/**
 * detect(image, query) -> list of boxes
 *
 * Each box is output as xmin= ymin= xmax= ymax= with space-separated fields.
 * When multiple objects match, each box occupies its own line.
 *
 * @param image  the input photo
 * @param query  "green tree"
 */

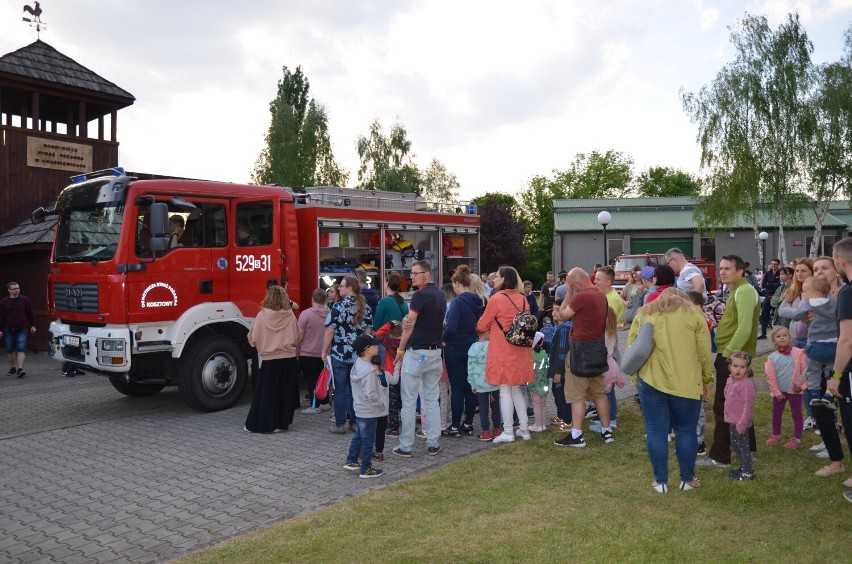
xmin=420 ymin=158 xmax=460 ymax=206
xmin=805 ymin=28 xmax=852 ymax=257
xmin=682 ymin=13 xmax=814 ymax=265
xmin=516 ymin=174 xmax=567 ymax=282
xmin=634 ymin=167 xmax=702 ymax=197
xmin=356 ymin=119 xmax=421 ymax=194
xmin=554 ymin=150 xmax=634 ymax=199
xmin=253 ymin=66 xmax=348 ymax=189
xmin=472 ymin=192 xmax=527 ymax=274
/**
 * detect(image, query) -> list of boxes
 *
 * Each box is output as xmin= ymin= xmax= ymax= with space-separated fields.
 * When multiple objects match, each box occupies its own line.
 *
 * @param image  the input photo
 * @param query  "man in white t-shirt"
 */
xmin=665 ymin=248 xmax=706 ymax=297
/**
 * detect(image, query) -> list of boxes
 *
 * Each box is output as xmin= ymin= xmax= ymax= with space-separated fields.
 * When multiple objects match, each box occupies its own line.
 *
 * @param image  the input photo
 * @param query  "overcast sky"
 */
xmin=2 ymin=1 xmax=852 ymax=200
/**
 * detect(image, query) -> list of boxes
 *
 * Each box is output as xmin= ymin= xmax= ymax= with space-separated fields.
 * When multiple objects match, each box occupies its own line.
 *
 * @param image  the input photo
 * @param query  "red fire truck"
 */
xmin=612 ymin=253 xmax=717 ymax=293
xmin=32 ymin=169 xmax=480 ymax=411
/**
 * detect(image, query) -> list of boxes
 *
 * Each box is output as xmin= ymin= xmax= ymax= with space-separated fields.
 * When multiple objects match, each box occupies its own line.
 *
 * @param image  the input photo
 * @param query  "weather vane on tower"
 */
xmin=22 ymin=1 xmax=47 ymax=38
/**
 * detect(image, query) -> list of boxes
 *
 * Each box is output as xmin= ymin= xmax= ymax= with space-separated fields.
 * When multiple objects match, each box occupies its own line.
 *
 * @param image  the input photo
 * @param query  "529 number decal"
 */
xmin=235 ymin=254 xmax=271 ymax=272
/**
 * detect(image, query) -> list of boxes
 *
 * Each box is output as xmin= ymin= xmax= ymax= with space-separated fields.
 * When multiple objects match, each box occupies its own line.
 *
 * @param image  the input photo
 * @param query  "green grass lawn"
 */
xmin=182 ymin=365 xmax=849 ymax=563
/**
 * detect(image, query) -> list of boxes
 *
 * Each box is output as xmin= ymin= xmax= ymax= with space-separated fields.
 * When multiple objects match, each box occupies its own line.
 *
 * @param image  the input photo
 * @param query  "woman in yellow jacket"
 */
xmin=626 ymin=287 xmax=714 ymax=493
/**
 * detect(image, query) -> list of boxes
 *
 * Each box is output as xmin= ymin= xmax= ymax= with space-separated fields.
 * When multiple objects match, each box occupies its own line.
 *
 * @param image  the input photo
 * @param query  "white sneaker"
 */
xmin=529 ymin=425 xmax=546 ymax=432
xmin=804 ymin=416 xmax=817 ymax=430
xmin=816 ymin=450 xmax=830 ymax=458
xmin=515 ymin=428 xmax=531 ymax=440
xmin=810 ymin=442 xmax=827 ymax=452
xmin=493 ymin=432 xmax=515 ymax=444
xmin=301 ymin=407 xmax=321 ymax=414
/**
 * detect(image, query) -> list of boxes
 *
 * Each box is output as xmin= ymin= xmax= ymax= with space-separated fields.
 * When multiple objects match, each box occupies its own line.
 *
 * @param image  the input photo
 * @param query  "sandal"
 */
xmin=679 ymin=478 xmax=701 ymax=491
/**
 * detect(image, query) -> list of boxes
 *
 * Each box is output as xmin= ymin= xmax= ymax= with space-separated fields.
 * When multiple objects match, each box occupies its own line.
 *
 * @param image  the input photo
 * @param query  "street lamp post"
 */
xmin=597 ymin=211 xmax=612 ymax=266
xmin=759 ymin=231 xmax=769 ymax=273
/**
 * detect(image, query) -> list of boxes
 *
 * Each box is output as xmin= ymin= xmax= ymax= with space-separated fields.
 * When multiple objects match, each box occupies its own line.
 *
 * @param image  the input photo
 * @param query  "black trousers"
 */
xmin=708 ymin=354 xmax=757 ymax=464
xmin=814 ymin=369 xmax=852 ymax=463
xmin=759 ymin=297 xmax=774 ymax=334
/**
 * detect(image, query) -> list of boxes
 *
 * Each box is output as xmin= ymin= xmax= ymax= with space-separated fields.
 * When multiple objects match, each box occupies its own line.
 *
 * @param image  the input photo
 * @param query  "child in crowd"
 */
xmin=764 ymin=326 xmax=807 ymax=448
xmin=529 ymin=332 xmax=550 ymax=432
xmin=592 ymin=307 xmax=622 ymax=433
xmin=549 ymin=300 xmax=573 ymax=431
xmin=468 ymin=332 xmax=502 ymax=441
xmin=539 ymin=316 xmax=555 ymax=347
xmin=725 ymin=352 xmax=757 ymax=481
xmin=344 ymin=334 xmax=394 ymax=479
xmin=792 ymin=276 xmax=838 ymax=409
xmin=375 ymin=320 xmax=402 ymax=438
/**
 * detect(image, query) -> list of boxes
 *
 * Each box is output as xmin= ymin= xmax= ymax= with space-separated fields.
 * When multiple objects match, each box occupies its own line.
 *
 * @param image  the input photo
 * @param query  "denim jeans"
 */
xmin=444 ymin=344 xmax=476 ymax=428
xmin=331 ymin=358 xmax=354 ymax=428
xmin=347 ymin=416 xmax=377 ymax=473
xmin=607 ymin=388 xmax=618 ymax=421
xmin=638 ymin=377 xmax=701 ymax=485
xmin=3 ymin=328 xmax=27 ymax=352
xmin=399 ymin=349 xmax=442 ymax=451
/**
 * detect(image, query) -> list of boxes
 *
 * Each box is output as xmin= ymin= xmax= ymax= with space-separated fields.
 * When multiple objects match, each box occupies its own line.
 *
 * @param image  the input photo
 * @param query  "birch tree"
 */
xmin=682 ymin=13 xmax=813 ymax=265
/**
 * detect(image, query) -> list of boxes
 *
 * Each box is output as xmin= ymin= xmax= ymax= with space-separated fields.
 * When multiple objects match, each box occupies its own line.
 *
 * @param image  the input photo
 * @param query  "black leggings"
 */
xmin=814 ymin=370 xmax=852 ymax=463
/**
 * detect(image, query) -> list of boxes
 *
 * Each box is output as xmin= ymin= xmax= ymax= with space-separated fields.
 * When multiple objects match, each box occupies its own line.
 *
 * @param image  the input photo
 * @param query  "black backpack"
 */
xmin=495 ymin=294 xmax=538 ymax=347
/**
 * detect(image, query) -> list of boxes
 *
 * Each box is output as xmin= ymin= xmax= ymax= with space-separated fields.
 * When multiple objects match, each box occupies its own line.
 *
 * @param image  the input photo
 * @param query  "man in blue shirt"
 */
xmin=393 ymin=261 xmax=447 ymax=457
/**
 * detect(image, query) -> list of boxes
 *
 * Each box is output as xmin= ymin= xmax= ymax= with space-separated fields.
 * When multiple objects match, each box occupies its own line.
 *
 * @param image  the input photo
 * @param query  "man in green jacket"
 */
xmin=698 ymin=254 xmax=760 ymax=468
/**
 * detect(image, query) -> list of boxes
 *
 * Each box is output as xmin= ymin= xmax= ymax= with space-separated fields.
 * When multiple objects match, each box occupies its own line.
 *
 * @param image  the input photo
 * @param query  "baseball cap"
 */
xmin=640 ymin=266 xmax=656 ymax=281
xmin=353 ymin=334 xmax=381 ymax=356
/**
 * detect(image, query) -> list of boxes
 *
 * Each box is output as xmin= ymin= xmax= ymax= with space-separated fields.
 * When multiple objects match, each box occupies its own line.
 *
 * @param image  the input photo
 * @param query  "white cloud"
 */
xmin=2 ymin=0 xmax=851 ymax=203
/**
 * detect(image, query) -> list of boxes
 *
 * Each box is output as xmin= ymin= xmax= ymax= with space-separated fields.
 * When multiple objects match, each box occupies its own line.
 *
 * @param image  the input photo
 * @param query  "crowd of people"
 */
xmin=235 ymin=247 xmax=852 ymax=502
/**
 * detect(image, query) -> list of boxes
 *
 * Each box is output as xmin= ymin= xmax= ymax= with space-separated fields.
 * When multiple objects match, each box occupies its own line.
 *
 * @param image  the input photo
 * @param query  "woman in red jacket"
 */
xmin=476 ymin=265 xmax=534 ymax=444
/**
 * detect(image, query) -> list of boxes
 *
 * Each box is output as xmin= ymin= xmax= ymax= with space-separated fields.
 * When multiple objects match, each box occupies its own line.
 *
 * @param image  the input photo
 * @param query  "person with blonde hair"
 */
xmin=245 ymin=286 xmax=302 ymax=433
xmin=627 ymin=287 xmax=713 ymax=492
xmin=443 ymin=264 xmax=484 ymax=436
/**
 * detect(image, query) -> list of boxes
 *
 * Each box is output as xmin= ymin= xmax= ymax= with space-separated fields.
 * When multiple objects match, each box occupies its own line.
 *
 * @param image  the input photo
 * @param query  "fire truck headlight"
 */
xmin=96 ymin=338 xmax=127 ymax=366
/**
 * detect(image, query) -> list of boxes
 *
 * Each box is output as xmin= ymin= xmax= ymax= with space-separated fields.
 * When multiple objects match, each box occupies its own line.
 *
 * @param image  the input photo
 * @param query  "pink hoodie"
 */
xmin=297 ymin=304 xmax=329 ymax=358
xmin=248 ymin=308 xmax=300 ymax=360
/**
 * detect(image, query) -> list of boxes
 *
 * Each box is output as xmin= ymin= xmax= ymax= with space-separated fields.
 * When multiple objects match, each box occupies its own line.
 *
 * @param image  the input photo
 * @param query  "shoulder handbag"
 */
xmin=620 ymin=321 xmax=654 ymax=375
xmin=568 ymin=332 xmax=609 ymax=377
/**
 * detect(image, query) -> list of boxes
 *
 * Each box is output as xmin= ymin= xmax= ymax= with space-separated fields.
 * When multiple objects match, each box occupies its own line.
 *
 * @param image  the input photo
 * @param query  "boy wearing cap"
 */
xmin=344 ymin=334 xmax=394 ymax=478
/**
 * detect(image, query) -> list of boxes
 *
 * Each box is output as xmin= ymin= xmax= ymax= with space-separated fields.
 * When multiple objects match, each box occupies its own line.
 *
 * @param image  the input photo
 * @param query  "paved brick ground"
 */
xmin=0 ymin=352 xmax=505 ymax=563
xmin=0 ymin=332 xmax=774 ymax=563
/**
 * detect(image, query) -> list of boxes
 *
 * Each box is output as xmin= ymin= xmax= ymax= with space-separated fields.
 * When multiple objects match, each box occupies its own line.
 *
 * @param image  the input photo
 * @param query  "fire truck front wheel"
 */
xmin=178 ymin=336 xmax=247 ymax=412
xmin=108 ymin=376 xmax=167 ymax=397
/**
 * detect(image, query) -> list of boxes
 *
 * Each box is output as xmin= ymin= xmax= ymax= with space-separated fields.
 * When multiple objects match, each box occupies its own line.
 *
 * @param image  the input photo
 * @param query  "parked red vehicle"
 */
xmin=33 ymin=169 xmax=479 ymax=411
xmin=612 ymin=253 xmax=717 ymax=293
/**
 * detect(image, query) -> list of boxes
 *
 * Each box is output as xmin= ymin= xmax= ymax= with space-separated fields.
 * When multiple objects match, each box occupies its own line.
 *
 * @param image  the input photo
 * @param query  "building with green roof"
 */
xmin=553 ymin=197 xmax=850 ymax=273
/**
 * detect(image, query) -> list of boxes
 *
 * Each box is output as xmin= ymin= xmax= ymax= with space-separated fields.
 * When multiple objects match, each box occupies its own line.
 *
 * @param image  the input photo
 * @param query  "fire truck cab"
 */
xmin=33 ymin=170 xmax=480 ymax=412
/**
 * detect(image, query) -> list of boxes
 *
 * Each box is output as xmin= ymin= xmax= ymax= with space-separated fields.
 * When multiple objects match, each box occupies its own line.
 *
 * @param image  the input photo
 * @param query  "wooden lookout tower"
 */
xmin=0 ymin=40 xmax=135 ymax=348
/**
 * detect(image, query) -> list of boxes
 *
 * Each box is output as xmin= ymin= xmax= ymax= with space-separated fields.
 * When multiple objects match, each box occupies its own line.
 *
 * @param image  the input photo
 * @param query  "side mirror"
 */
xmin=31 ymin=206 xmax=55 ymax=224
xmin=149 ymin=202 xmax=170 ymax=253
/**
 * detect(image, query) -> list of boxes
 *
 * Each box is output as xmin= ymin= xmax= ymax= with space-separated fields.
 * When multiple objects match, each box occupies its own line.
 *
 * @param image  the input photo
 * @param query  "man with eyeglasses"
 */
xmin=0 ymin=281 xmax=37 ymax=378
xmin=392 ymin=261 xmax=447 ymax=457
xmin=665 ymin=248 xmax=706 ymax=298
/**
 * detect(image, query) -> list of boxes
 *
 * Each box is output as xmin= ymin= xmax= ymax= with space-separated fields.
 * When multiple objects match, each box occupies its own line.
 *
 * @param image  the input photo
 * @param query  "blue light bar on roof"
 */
xmin=70 ymin=167 xmax=127 ymax=184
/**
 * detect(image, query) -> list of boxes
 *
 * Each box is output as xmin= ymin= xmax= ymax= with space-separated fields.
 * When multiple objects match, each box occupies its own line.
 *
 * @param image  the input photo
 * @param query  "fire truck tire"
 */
xmin=178 ymin=336 xmax=247 ymax=412
xmin=108 ymin=376 xmax=166 ymax=397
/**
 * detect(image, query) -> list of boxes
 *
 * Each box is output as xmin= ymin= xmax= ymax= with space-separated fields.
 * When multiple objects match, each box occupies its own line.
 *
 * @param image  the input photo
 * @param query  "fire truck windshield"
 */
xmin=614 ymin=257 xmax=651 ymax=271
xmin=54 ymin=202 xmax=125 ymax=262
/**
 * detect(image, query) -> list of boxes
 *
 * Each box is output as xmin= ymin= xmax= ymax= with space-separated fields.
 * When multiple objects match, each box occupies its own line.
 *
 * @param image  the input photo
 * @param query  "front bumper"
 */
xmin=48 ymin=321 xmax=131 ymax=373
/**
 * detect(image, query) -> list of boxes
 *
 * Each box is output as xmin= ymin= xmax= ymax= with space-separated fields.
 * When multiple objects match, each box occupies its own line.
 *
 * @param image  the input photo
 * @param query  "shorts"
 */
xmin=4 ymin=329 xmax=28 ymax=353
xmin=564 ymin=370 xmax=606 ymax=403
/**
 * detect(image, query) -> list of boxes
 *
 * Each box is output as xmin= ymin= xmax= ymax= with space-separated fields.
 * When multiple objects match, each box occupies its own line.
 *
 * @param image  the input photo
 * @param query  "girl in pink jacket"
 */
xmin=725 ymin=352 xmax=756 ymax=481
xmin=764 ymin=326 xmax=807 ymax=448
